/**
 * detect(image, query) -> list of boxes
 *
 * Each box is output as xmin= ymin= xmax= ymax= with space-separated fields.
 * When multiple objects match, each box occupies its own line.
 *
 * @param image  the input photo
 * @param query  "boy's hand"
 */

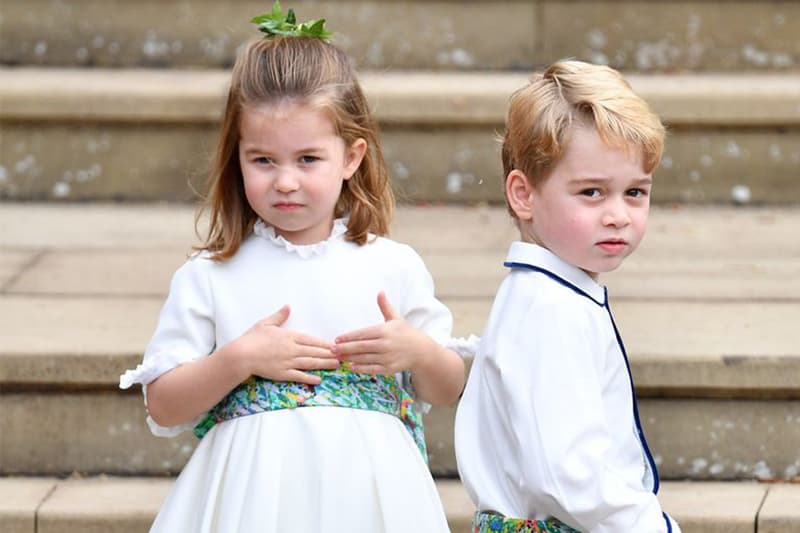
xmin=231 ymin=305 xmax=339 ymax=385
xmin=332 ymin=292 xmax=435 ymax=375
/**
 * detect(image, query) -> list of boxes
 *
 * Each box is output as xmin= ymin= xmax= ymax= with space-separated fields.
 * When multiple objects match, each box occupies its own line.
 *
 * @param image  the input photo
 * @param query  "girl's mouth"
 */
xmin=274 ymin=202 xmax=302 ymax=211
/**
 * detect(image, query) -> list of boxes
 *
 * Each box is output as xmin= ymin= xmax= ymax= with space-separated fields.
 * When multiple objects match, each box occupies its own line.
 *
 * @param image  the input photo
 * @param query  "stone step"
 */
xmin=1 ymin=203 xmax=798 ymax=479
xmin=2 ymin=68 xmax=800 ymax=203
xmin=1 ymin=477 xmax=798 ymax=533
xmin=1 ymin=0 xmax=798 ymax=73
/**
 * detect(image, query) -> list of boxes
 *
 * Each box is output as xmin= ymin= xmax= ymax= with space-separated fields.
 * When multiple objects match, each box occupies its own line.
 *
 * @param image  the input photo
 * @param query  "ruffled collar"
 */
xmin=252 ymin=218 xmax=348 ymax=259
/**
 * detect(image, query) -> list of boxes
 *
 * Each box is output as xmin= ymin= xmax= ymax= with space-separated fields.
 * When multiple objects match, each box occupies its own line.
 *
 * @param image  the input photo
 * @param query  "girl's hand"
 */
xmin=332 ymin=292 xmax=437 ymax=375
xmin=231 ymin=305 xmax=339 ymax=385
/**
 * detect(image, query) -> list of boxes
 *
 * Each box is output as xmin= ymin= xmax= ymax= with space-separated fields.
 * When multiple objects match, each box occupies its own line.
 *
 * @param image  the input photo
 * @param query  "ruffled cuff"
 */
xmin=145 ymin=407 xmax=201 ymax=438
xmin=119 ymin=350 xmax=198 ymax=389
xmin=444 ymin=334 xmax=481 ymax=358
xmin=119 ymin=350 xmax=201 ymax=438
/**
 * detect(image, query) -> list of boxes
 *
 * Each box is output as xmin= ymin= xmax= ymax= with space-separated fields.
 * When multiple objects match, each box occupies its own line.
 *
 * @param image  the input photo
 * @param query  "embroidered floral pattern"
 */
xmin=194 ymin=364 xmax=428 ymax=460
xmin=473 ymin=511 xmax=581 ymax=533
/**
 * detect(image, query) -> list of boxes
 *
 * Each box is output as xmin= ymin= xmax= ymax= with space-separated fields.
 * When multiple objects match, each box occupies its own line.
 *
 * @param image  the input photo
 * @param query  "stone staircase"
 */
xmin=1 ymin=1 xmax=799 ymax=532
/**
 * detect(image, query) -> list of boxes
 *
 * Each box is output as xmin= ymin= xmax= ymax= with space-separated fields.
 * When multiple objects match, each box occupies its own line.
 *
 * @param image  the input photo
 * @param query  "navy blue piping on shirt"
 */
xmin=504 ymin=262 xmax=672 ymax=533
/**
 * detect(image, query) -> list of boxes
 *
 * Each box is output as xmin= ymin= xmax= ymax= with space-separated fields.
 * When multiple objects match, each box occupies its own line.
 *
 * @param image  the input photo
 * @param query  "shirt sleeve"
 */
xmin=119 ymin=257 xmax=216 ymax=437
xmin=494 ymin=298 xmax=673 ymax=532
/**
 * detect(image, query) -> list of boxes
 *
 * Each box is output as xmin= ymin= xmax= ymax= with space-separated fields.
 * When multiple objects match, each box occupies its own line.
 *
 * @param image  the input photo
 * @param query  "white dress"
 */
xmin=120 ymin=219 xmax=453 ymax=533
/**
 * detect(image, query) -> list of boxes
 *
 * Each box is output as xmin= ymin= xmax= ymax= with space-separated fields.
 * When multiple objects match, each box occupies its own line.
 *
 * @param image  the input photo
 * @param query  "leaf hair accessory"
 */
xmin=251 ymin=1 xmax=333 ymax=41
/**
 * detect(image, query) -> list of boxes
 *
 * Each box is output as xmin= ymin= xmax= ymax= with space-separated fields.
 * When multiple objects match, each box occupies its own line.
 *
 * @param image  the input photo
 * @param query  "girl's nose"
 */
xmin=273 ymin=167 xmax=299 ymax=192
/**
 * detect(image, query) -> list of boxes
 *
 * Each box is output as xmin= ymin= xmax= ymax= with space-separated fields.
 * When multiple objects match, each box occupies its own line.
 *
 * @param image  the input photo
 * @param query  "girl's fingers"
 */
xmin=350 ymin=363 xmax=385 ymax=375
xmin=339 ymin=352 xmax=382 ymax=366
xmin=294 ymin=333 xmax=334 ymax=350
xmin=294 ymin=356 xmax=341 ymax=371
xmin=334 ymin=325 xmax=381 ymax=344
xmin=333 ymin=339 xmax=384 ymax=356
xmin=261 ymin=305 xmax=291 ymax=327
xmin=295 ymin=345 xmax=338 ymax=359
xmin=377 ymin=291 xmax=401 ymax=321
xmin=284 ymin=370 xmax=323 ymax=385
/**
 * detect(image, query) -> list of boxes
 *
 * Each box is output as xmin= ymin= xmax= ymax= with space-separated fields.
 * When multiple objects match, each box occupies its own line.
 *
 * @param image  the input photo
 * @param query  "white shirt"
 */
xmin=455 ymin=242 xmax=680 ymax=533
xmin=120 ymin=219 xmax=453 ymax=436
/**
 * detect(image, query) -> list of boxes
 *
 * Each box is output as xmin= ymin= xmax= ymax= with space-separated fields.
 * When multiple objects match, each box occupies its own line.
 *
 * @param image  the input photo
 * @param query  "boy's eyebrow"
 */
xmin=569 ymin=176 xmax=653 ymax=185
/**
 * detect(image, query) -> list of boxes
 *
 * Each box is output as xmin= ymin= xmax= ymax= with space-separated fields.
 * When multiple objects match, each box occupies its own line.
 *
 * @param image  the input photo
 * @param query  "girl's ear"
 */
xmin=343 ymin=138 xmax=368 ymax=180
xmin=505 ymin=169 xmax=535 ymax=220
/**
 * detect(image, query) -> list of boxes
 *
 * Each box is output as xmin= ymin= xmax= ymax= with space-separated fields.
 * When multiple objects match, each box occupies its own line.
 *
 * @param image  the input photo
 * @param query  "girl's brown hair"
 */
xmin=197 ymin=37 xmax=393 ymax=260
xmin=502 ymin=60 xmax=665 ymax=216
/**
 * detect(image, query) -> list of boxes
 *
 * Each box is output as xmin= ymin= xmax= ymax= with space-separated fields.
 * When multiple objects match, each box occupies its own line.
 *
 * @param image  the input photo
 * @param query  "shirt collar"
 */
xmin=504 ymin=241 xmax=607 ymax=306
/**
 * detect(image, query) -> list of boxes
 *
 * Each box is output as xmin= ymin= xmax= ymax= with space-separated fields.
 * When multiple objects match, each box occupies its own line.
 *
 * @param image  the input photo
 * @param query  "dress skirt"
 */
xmin=150 ymin=406 xmax=450 ymax=533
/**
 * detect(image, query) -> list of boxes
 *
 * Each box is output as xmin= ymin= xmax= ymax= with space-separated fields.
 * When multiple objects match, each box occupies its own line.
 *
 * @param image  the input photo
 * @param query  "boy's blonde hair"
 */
xmin=198 ymin=36 xmax=393 ymax=260
xmin=502 ymin=60 xmax=665 ymax=214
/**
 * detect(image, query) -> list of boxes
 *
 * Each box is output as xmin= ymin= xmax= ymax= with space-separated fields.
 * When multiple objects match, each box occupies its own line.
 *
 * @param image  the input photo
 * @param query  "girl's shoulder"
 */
xmin=357 ymin=235 xmax=428 ymax=268
xmin=359 ymin=234 xmax=419 ymax=256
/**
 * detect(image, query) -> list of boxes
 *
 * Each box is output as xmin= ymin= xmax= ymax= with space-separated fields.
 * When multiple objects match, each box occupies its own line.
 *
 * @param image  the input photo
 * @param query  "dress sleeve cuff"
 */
xmin=119 ymin=350 xmax=198 ymax=389
xmin=144 ymin=406 xmax=201 ymax=437
xmin=119 ymin=350 xmax=201 ymax=438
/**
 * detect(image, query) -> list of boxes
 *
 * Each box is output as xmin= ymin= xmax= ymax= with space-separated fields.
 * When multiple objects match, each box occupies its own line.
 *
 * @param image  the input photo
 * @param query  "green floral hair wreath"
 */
xmin=251 ymin=1 xmax=333 ymax=41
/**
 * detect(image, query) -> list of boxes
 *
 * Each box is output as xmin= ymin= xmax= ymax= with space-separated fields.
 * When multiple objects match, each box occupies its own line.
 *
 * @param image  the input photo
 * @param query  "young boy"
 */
xmin=454 ymin=60 xmax=681 ymax=532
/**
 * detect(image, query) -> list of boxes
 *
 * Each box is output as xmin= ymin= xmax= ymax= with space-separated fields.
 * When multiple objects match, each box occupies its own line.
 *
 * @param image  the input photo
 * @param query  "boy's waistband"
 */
xmin=472 ymin=510 xmax=581 ymax=533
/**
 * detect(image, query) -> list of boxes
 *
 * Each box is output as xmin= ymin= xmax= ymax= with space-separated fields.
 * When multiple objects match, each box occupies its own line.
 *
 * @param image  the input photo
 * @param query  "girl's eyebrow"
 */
xmin=241 ymin=145 xmax=326 ymax=156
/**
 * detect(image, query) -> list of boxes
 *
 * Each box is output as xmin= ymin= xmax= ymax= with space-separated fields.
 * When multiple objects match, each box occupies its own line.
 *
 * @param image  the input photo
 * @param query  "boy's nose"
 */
xmin=602 ymin=202 xmax=631 ymax=227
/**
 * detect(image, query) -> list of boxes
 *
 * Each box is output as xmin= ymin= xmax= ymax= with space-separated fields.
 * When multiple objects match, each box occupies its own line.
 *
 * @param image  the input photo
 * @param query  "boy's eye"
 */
xmin=580 ymin=188 xmax=601 ymax=198
xmin=300 ymin=155 xmax=320 ymax=164
xmin=627 ymin=188 xmax=648 ymax=198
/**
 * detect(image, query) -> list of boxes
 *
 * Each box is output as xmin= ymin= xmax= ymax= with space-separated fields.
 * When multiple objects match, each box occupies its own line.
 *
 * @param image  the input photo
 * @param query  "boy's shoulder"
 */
xmin=503 ymin=266 xmax=595 ymax=314
xmin=502 ymin=242 xmax=606 ymax=306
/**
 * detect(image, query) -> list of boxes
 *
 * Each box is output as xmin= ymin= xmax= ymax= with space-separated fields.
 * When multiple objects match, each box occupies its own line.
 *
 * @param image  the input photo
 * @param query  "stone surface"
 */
xmin=642 ymin=399 xmax=800 ymax=480
xmin=0 ymin=478 xmax=56 ymax=533
xmin=37 ymin=478 xmax=170 ymax=533
xmin=0 ymin=251 xmax=35 ymax=290
xmin=4 ymin=477 xmax=778 ymax=533
xmin=2 ymin=295 xmax=800 ymax=388
xmin=658 ymin=481 xmax=768 ymax=533
xmin=1 ymin=1 xmax=797 ymax=72
xmin=759 ymin=484 xmax=800 ymax=533
xmin=1 ymin=204 xmax=799 ymax=478
xmin=3 ymin=387 xmax=799 ymax=478
xmin=2 ymin=69 xmax=800 ymax=202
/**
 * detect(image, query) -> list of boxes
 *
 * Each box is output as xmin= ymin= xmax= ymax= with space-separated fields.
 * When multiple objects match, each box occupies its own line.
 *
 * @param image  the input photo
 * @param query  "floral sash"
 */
xmin=193 ymin=365 xmax=427 ymax=461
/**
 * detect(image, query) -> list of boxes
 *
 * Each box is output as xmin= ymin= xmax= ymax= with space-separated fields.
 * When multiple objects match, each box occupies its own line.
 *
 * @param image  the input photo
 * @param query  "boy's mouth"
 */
xmin=596 ymin=238 xmax=628 ymax=253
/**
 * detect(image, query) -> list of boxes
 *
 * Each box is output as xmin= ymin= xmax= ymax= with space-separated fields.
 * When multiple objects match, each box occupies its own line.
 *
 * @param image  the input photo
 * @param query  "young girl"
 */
xmin=454 ymin=60 xmax=681 ymax=532
xmin=119 ymin=7 xmax=465 ymax=532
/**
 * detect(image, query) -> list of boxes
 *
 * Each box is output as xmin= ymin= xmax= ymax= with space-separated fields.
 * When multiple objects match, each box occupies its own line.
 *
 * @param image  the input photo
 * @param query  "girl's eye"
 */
xmin=580 ymin=188 xmax=601 ymax=198
xmin=254 ymin=156 xmax=272 ymax=165
xmin=300 ymin=155 xmax=320 ymax=164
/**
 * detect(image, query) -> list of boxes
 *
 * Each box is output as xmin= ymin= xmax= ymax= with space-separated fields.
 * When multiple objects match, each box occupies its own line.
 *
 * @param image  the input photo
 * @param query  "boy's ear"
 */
xmin=505 ymin=169 xmax=534 ymax=220
xmin=343 ymin=138 xmax=368 ymax=180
